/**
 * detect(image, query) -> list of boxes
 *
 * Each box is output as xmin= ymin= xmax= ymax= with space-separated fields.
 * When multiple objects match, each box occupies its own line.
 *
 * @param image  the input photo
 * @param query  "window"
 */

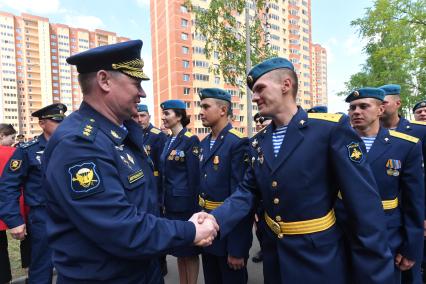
xmin=181 ymin=33 xmax=188 ymax=40
xmin=181 ymin=19 xmax=188 ymax=28
xmin=183 ymin=74 xmax=190 ymax=81
xmin=180 ymin=5 xmax=188 ymax=13
xmin=183 ymin=60 xmax=189 ymax=68
xmin=183 ymin=87 xmax=190 ymax=95
xmin=182 ymin=46 xmax=189 ymax=54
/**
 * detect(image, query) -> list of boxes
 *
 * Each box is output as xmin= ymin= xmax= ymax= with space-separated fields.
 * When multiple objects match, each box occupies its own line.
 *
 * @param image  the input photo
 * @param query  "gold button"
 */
xmin=275 ymin=216 xmax=282 ymax=222
xmin=273 ymin=198 xmax=280 ymax=205
xmin=272 ymin=181 xmax=278 ymax=188
xmin=278 ymin=233 xmax=284 ymax=239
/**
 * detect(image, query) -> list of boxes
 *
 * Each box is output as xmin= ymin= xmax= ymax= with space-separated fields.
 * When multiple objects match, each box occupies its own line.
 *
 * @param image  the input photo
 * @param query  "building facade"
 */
xmin=150 ymin=0 xmax=328 ymax=136
xmin=0 ymin=11 xmax=129 ymax=138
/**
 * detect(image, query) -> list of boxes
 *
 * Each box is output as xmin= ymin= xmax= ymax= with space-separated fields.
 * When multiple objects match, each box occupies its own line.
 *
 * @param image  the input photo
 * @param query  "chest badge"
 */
xmin=213 ymin=155 xmax=220 ymax=170
xmin=386 ymin=159 xmax=401 ymax=176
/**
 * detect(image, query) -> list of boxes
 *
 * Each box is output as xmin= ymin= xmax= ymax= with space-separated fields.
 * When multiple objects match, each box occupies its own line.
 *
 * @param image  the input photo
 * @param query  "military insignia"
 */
xmin=213 ymin=155 xmax=219 ymax=170
xmin=128 ymin=169 xmax=144 ymax=184
xmin=247 ymin=75 xmax=253 ymax=85
xmin=145 ymin=145 xmax=151 ymax=155
xmin=353 ymin=90 xmax=359 ymax=97
xmin=68 ymin=161 xmax=103 ymax=199
xmin=299 ymin=120 xmax=305 ymax=126
xmin=200 ymin=154 xmax=204 ymax=162
xmin=251 ymin=156 xmax=256 ymax=167
xmin=126 ymin=153 xmax=135 ymax=165
xmin=384 ymin=137 xmax=389 ymax=142
xmin=36 ymin=150 xmax=44 ymax=164
xmin=386 ymin=159 xmax=401 ymax=176
xmin=252 ymin=139 xmax=258 ymax=148
xmin=192 ymin=146 xmax=200 ymax=157
xmin=110 ymin=130 xmax=121 ymax=139
xmin=258 ymin=153 xmax=264 ymax=164
xmin=244 ymin=153 xmax=250 ymax=164
xmin=9 ymin=159 xmax=22 ymax=171
xmin=120 ymin=156 xmax=133 ymax=169
xmin=346 ymin=142 xmax=364 ymax=163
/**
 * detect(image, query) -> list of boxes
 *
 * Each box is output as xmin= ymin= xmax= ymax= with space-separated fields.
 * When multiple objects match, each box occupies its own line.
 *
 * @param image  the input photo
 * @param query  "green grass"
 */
xmin=7 ymin=232 xmax=27 ymax=279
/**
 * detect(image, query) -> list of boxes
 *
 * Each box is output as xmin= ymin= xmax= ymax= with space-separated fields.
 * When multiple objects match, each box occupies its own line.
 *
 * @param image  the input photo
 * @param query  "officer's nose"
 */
xmin=139 ymin=87 xmax=147 ymax=98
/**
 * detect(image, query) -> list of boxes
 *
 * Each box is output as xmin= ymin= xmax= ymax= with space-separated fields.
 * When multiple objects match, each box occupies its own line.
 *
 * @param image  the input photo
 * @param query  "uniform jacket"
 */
xmin=42 ymin=102 xmax=196 ymax=282
xmin=199 ymin=123 xmax=252 ymax=257
xmin=0 ymin=135 xmax=47 ymax=228
xmin=212 ymin=108 xmax=394 ymax=284
xmin=160 ymin=127 xmax=200 ymax=214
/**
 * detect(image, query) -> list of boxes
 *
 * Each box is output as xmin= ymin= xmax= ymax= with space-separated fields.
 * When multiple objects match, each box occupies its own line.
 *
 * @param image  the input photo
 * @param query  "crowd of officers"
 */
xmin=1 ymin=39 xmax=426 ymax=284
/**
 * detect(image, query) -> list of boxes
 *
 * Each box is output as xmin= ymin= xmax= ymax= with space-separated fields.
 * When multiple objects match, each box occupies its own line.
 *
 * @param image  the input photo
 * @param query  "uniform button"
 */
xmin=201 ymin=192 xmax=206 ymax=197
xmin=204 ymin=174 xmax=207 ymax=178
xmin=273 ymin=198 xmax=280 ymax=205
xmin=278 ymin=233 xmax=284 ymax=239
xmin=272 ymin=181 xmax=278 ymax=188
xmin=275 ymin=216 xmax=282 ymax=222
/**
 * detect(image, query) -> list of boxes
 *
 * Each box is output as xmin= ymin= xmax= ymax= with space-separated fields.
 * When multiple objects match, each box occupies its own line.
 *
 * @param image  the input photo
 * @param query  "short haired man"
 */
xmin=41 ymin=40 xmax=218 ymax=282
xmin=198 ymin=88 xmax=252 ymax=284
xmin=254 ymin=113 xmax=272 ymax=133
xmin=306 ymin=105 xmax=328 ymax=113
xmin=413 ymin=100 xmax=426 ymax=122
xmin=0 ymin=103 xmax=66 ymax=283
xmin=199 ymin=57 xmax=394 ymax=283
xmin=338 ymin=87 xmax=424 ymax=283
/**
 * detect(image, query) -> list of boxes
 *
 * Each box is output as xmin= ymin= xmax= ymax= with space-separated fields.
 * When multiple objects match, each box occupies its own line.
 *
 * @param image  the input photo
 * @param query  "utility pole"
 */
xmin=245 ymin=1 xmax=253 ymax=137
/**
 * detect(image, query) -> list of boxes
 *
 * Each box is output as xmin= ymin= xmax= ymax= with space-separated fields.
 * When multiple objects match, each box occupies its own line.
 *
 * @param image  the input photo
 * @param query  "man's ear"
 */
xmin=96 ymin=70 xmax=112 ymax=92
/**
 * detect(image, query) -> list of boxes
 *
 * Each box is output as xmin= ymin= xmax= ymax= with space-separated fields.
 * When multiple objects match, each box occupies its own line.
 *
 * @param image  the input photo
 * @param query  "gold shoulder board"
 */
xmin=308 ymin=113 xmax=342 ymax=123
xmin=229 ymin=128 xmax=246 ymax=139
xmin=389 ymin=130 xmax=419 ymax=143
xmin=410 ymin=120 xmax=426 ymax=126
xmin=150 ymin=128 xmax=161 ymax=134
xmin=184 ymin=131 xmax=193 ymax=138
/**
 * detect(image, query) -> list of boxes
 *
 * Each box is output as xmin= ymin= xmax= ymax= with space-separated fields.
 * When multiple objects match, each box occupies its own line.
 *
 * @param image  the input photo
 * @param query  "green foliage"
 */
xmin=343 ymin=0 xmax=426 ymax=115
xmin=186 ymin=0 xmax=276 ymax=88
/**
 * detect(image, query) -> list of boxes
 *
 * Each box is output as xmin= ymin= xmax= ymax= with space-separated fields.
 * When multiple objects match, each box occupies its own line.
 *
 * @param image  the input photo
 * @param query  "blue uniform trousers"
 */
xmin=28 ymin=206 xmax=53 ymax=284
xmin=201 ymin=253 xmax=248 ymax=284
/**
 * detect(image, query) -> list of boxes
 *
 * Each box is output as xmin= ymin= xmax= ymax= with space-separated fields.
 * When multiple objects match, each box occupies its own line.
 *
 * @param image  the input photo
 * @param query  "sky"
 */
xmin=0 ymin=0 xmax=374 ymax=114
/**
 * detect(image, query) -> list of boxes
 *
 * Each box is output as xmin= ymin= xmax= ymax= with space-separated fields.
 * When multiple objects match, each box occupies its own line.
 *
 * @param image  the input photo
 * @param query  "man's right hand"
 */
xmin=189 ymin=212 xmax=219 ymax=246
xmin=9 ymin=224 xmax=26 ymax=240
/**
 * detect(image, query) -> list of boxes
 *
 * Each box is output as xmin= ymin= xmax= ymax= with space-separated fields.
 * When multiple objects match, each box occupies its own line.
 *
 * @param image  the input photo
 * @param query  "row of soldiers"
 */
xmin=0 ymin=38 xmax=426 ymax=284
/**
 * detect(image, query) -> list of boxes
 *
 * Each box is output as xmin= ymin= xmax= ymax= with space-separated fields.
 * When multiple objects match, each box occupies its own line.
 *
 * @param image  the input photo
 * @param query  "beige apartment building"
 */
xmin=150 ymin=0 xmax=328 ymax=136
xmin=0 ymin=11 xmax=129 ymax=138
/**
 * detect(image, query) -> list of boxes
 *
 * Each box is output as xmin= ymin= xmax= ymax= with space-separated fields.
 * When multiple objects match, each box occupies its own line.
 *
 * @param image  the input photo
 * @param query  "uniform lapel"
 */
xmin=271 ymin=109 xmax=306 ymax=174
xmin=366 ymin=127 xmax=391 ymax=164
xmin=202 ymin=124 xmax=231 ymax=166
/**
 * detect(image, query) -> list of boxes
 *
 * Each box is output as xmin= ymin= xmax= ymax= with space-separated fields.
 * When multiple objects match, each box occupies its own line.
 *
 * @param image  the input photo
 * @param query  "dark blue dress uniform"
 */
xmin=336 ymin=127 xmax=424 ymax=282
xmin=0 ymin=103 xmax=66 ymax=284
xmin=159 ymin=125 xmax=200 ymax=257
xmin=142 ymin=122 xmax=167 ymax=209
xmin=42 ymin=40 xmax=197 ymax=283
xmin=199 ymin=122 xmax=252 ymax=284
xmin=43 ymin=102 xmax=196 ymax=283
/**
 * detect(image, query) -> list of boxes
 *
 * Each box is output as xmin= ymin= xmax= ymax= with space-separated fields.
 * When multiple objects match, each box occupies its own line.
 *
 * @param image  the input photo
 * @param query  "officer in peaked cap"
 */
xmin=42 ymin=40 xmax=218 ymax=283
xmin=307 ymin=105 xmax=328 ymax=113
xmin=197 ymin=88 xmax=252 ymax=284
xmin=0 ymin=102 xmax=66 ymax=283
xmin=336 ymin=87 xmax=424 ymax=283
xmin=379 ymin=84 xmax=426 ymax=284
xmin=197 ymin=57 xmax=394 ymax=283
xmin=413 ymin=100 xmax=426 ymax=122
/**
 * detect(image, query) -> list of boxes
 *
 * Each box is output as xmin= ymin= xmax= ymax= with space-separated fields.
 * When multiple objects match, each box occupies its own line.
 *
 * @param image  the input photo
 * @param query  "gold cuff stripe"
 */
xmin=198 ymin=196 xmax=223 ymax=210
xmin=337 ymin=191 xmax=398 ymax=210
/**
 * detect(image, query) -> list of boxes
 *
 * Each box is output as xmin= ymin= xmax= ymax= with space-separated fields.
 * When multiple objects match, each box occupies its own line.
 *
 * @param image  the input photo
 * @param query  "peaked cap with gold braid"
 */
xmin=66 ymin=39 xmax=149 ymax=80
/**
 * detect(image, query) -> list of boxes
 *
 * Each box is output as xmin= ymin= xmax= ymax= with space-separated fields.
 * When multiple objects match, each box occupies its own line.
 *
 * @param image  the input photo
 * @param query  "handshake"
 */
xmin=189 ymin=212 xmax=219 ymax=247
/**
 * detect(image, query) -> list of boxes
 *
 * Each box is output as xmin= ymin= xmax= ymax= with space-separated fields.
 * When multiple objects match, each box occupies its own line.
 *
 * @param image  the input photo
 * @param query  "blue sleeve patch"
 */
xmin=346 ymin=142 xmax=364 ymax=163
xmin=68 ymin=161 xmax=103 ymax=199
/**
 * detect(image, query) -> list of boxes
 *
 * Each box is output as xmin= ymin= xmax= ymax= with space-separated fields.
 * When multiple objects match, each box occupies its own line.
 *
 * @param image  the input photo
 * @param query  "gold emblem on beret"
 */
xmin=353 ymin=91 xmax=360 ymax=97
xmin=247 ymin=75 xmax=254 ymax=85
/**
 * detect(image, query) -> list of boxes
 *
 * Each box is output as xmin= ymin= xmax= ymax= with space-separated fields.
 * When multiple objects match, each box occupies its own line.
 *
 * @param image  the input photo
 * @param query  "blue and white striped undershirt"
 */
xmin=361 ymin=136 xmax=376 ymax=152
xmin=168 ymin=136 xmax=177 ymax=150
xmin=272 ymin=125 xmax=288 ymax=157
xmin=210 ymin=139 xmax=216 ymax=149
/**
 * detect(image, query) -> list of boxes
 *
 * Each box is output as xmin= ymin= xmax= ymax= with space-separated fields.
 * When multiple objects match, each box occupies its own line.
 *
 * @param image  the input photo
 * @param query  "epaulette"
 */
xmin=410 ymin=120 xmax=426 ymax=126
xmin=229 ymin=128 xmax=246 ymax=139
xmin=76 ymin=118 xmax=98 ymax=142
xmin=308 ymin=113 xmax=342 ymax=123
xmin=389 ymin=130 xmax=419 ymax=144
xmin=150 ymin=127 xmax=161 ymax=134
xmin=184 ymin=131 xmax=193 ymax=138
xmin=20 ymin=138 xmax=38 ymax=149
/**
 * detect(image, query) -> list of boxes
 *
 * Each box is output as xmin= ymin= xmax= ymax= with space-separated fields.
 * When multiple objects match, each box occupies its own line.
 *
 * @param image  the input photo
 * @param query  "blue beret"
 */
xmin=137 ymin=104 xmax=149 ymax=112
xmin=66 ymin=40 xmax=149 ymax=80
xmin=345 ymin=87 xmax=385 ymax=103
xmin=413 ymin=100 xmax=426 ymax=113
xmin=199 ymin=88 xmax=231 ymax=102
xmin=307 ymin=106 xmax=328 ymax=113
xmin=247 ymin=57 xmax=294 ymax=90
xmin=32 ymin=103 xmax=67 ymax=122
xmin=378 ymin=84 xmax=401 ymax=96
xmin=160 ymin=100 xmax=186 ymax=110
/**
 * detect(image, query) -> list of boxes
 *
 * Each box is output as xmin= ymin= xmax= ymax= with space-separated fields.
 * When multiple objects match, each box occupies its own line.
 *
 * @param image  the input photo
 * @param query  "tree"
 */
xmin=186 ymin=0 xmax=276 ymax=88
xmin=343 ymin=0 xmax=426 ymax=115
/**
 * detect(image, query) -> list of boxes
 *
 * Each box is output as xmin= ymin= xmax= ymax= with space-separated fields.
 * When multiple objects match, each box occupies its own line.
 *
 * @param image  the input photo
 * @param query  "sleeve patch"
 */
xmin=9 ymin=159 xmax=22 ymax=171
xmin=346 ymin=142 xmax=364 ymax=163
xmin=68 ymin=161 xmax=103 ymax=199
